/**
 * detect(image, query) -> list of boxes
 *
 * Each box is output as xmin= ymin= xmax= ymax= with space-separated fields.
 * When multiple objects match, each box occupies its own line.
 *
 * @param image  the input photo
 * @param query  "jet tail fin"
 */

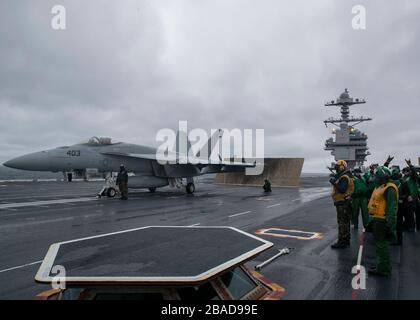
xmin=175 ymin=130 xmax=191 ymax=155
xmin=195 ymin=129 xmax=223 ymax=160
xmin=175 ymin=128 xmax=223 ymax=161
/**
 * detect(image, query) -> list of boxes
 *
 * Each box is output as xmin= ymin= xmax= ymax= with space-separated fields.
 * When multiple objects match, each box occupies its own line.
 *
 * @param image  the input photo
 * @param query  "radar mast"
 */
xmin=324 ymin=89 xmax=372 ymax=169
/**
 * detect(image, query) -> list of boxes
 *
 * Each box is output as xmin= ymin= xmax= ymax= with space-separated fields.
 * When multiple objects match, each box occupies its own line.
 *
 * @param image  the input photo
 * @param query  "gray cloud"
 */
xmin=1 ymin=0 xmax=419 ymax=172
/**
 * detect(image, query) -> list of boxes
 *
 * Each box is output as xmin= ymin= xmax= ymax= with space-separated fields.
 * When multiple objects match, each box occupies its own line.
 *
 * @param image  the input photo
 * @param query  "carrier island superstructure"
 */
xmin=324 ymin=89 xmax=372 ymax=169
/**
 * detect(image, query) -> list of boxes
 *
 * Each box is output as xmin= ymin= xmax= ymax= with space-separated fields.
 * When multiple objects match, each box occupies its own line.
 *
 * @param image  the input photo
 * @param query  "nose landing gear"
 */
xmin=106 ymin=187 xmax=116 ymax=197
xmin=97 ymin=173 xmax=119 ymax=198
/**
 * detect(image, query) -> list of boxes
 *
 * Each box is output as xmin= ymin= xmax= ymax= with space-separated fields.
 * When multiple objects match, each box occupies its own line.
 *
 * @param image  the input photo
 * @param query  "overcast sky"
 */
xmin=0 ymin=0 xmax=419 ymax=172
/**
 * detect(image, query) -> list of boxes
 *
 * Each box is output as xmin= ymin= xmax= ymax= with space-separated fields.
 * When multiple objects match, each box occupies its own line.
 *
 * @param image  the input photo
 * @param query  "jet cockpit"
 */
xmin=80 ymin=137 xmax=116 ymax=146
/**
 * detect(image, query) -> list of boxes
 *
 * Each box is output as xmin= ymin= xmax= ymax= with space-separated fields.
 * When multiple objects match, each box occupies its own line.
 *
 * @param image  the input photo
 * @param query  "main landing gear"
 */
xmin=185 ymin=178 xmax=195 ymax=194
xmin=186 ymin=183 xmax=195 ymax=194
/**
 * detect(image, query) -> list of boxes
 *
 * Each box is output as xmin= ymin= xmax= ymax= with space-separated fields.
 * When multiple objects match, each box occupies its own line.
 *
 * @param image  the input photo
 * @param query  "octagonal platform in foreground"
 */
xmin=35 ymin=226 xmax=273 ymax=285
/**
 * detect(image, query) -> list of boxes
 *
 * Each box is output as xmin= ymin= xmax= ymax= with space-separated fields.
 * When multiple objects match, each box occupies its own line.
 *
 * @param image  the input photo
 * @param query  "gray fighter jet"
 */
xmin=3 ymin=135 xmax=254 ymax=195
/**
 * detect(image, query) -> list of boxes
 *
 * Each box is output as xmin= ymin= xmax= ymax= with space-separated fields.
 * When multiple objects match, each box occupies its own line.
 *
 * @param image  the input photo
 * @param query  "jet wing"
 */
xmin=101 ymin=151 xmax=201 ymax=163
xmin=101 ymin=152 xmax=255 ymax=173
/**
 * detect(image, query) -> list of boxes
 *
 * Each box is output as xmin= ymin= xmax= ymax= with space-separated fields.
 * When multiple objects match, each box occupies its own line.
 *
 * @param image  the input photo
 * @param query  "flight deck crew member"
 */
xmin=402 ymin=159 xmax=419 ymax=231
xmin=330 ymin=160 xmax=355 ymax=249
xmin=367 ymin=166 xmax=398 ymax=277
xmin=416 ymin=169 xmax=420 ymax=231
xmin=263 ymin=179 xmax=272 ymax=193
xmin=364 ymin=163 xmax=379 ymax=200
xmin=116 ymin=164 xmax=129 ymax=200
xmin=390 ymin=167 xmax=404 ymax=245
xmin=383 ymin=155 xmax=394 ymax=169
xmin=351 ymin=168 xmax=369 ymax=229
xmin=401 ymin=167 xmax=411 ymax=230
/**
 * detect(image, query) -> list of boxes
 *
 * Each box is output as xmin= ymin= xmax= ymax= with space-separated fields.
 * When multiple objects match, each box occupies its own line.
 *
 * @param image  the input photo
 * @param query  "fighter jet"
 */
xmin=3 ymin=135 xmax=255 ymax=195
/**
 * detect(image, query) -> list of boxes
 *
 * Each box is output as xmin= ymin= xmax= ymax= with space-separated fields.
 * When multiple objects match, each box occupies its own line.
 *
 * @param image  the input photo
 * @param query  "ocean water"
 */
xmin=0 ymin=166 xmax=63 ymax=181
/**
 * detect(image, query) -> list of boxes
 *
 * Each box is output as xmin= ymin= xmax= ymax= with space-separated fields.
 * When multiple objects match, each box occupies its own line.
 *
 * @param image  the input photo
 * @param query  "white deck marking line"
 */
xmin=0 ymin=192 xmax=95 ymax=201
xmin=267 ymin=203 xmax=281 ymax=208
xmin=83 ymin=213 xmax=103 ymax=219
xmin=356 ymin=229 xmax=366 ymax=271
xmin=187 ymin=223 xmax=201 ymax=227
xmin=256 ymin=197 xmax=272 ymax=201
xmin=0 ymin=217 xmax=75 ymax=230
xmin=256 ymin=228 xmax=323 ymax=240
xmin=0 ymin=260 xmax=42 ymax=274
xmin=356 ymin=245 xmax=363 ymax=270
xmin=352 ymin=230 xmax=367 ymax=300
xmin=228 ymin=211 xmax=252 ymax=218
xmin=0 ymin=197 xmax=97 ymax=209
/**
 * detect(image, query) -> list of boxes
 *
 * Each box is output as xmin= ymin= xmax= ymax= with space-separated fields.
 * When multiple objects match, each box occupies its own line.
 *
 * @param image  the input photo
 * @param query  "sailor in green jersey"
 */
xmin=351 ymin=168 xmax=369 ymax=229
xmin=402 ymin=159 xmax=420 ymax=231
xmin=416 ymin=168 xmax=420 ymax=231
xmin=367 ymin=166 xmax=398 ymax=277
xmin=383 ymin=155 xmax=394 ymax=169
xmin=364 ymin=156 xmax=394 ymax=202
xmin=401 ymin=167 xmax=411 ymax=231
xmin=390 ymin=167 xmax=404 ymax=245
xmin=364 ymin=163 xmax=379 ymax=200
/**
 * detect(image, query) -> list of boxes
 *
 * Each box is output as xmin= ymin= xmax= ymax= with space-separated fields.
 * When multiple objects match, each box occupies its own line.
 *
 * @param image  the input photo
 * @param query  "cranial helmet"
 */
xmin=391 ymin=167 xmax=400 ymax=178
xmin=335 ymin=160 xmax=348 ymax=172
xmin=353 ymin=167 xmax=362 ymax=174
xmin=374 ymin=166 xmax=391 ymax=182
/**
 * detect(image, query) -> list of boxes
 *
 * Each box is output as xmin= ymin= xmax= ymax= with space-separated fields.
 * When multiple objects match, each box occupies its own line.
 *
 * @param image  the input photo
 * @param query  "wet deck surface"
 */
xmin=0 ymin=177 xmax=419 ymax=299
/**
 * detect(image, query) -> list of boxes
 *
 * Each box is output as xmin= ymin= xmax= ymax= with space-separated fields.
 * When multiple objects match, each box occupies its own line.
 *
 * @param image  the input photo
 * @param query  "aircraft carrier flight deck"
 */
xmin=0 ymin=176 xmax=419 ymax=300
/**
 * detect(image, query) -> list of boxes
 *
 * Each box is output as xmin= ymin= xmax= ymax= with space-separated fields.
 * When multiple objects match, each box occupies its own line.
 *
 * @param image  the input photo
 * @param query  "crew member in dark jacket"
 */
xmin=263 ymin=179 xmax=272 ymax=193
xmin=116 ymin=164 xmax=129 ymax=200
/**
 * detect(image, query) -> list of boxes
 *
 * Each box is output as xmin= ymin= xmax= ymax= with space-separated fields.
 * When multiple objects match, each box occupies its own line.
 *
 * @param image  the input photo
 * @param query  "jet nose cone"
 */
xmin=3 ymin=152 xmax=50 ymax=171
xmin=3 ymin=155 xmax=31 ymax=170
xmin=3 ymin=160 xmax=14 ymax=168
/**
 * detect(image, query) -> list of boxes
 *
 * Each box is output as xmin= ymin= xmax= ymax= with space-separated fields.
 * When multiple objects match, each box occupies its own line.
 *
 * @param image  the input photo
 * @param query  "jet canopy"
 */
xmin=80 ymin=137 xmax=116 ymax=146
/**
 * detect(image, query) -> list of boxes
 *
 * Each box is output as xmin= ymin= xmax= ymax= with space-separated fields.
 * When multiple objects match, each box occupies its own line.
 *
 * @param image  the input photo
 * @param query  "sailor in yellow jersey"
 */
xmin=367 ymin=166 xmax=398 ymax=277
xmin=330 ymin=160 xmax=355 ymax=249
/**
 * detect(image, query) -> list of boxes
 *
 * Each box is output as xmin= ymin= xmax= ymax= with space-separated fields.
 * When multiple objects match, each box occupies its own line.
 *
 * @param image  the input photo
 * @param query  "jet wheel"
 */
xmin=148 ymin=187 xmax=157 ymax=193
xmin=186 ymin=183 xmax=195 ymax=194
xmin=107 ymin=187 xmax=116 ymax=198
